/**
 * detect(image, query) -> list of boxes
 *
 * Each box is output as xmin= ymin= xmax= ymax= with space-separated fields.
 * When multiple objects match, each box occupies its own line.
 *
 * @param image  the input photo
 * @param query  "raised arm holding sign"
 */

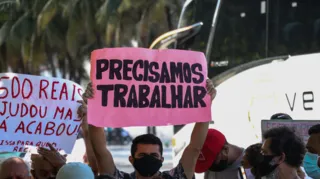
xmin=79 ymin=47 xmax=215 ymax=179
xmin=80 ymin=78 xmax=216 ymax=179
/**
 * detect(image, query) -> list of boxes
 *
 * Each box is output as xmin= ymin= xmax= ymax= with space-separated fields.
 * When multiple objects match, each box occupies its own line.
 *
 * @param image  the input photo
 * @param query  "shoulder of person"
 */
xmin=100 ymin=168 xmax=131 ymax=179
xmin=162 ymin=163 xmax=194 ymax=179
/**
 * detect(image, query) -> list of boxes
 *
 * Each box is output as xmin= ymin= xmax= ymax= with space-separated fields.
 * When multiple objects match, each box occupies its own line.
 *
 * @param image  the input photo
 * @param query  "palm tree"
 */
xmin=0 ymin=0 xmax=182 ymax=85
xmin=0 ymin=0 xmax=183 ymax=136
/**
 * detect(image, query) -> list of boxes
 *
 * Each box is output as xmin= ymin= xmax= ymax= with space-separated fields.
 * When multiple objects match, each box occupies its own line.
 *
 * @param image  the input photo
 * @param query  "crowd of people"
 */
xmin=0 ymin=80 xmax=319 ymax=179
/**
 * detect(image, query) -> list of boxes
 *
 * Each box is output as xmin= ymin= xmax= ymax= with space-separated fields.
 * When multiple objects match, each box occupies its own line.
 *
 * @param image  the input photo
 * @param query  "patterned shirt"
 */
xmin=96 ymin=163 xmax=194 ymax=179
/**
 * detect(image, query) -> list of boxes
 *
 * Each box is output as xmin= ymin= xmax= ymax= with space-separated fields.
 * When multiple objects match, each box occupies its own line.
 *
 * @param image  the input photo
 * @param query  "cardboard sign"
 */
xmin=88 ymin=48 xmax=211 ymax=127
xmin=261 ymin=120 xmax=320 ymax=144
xmin=0 ymin=73 xmax=83 ymax=153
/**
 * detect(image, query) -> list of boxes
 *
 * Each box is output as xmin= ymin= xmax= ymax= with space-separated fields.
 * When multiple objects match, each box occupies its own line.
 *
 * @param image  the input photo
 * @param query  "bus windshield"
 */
xmin=176 ymin=0 xmax=320 ymax=78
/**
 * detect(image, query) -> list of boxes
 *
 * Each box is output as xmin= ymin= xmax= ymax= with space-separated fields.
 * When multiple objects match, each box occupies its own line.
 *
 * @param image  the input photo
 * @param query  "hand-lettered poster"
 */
xmin=0 ymin=73 xmax=83 ymax=153
xmin=261 ymin=120 xmax=320 ymax=144
xmin=88 ymin=48 xmax=211 ymax=127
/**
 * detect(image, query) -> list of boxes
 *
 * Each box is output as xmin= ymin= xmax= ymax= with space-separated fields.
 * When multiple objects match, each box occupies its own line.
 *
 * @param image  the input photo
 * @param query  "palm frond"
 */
xmin=37 ymin=0 xmax=58 ymax=34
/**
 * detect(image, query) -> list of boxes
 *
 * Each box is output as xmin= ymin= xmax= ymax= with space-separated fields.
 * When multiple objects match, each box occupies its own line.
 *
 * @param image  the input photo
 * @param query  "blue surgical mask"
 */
xmin=303 ymin=152 xmax=320 ymax=179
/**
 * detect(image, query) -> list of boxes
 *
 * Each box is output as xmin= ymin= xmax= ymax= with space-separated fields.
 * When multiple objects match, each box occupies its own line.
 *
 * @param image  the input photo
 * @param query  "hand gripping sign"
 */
xmin=0 ymin=73 xmax=83 ymax=153
xmin=88 ymin=48 xmax=212 ymax=128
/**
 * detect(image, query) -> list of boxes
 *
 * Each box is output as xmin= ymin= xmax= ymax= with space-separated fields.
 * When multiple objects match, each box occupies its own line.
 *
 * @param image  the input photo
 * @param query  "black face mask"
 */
xmin=258 ymin=155 xmax=279 ymax=177
xmin=209 ymin=159 xmax=229 ymax=172
xmin=133 ymin=155 xmax=163 ymax=177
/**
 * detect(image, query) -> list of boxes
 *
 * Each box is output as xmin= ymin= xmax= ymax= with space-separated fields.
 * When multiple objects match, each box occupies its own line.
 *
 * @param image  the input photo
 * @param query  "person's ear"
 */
xmin=278 ymin=153 xmax=286 ymax=164
xmin=222 ymin=145 xmax=229 ymax=156
xmin=225 ymin=145 xmax=229 ymax=154
xmin=129 ymin=156 xmax=134 ymax=165
xmin=161 ymin=156 xmax=164 ymax=162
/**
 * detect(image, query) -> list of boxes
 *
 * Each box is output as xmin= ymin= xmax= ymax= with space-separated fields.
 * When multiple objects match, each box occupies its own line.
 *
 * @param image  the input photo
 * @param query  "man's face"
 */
xmin=213 ymin=145 xmax=229 ymax=165
xmin=260 ymin=139 xmax=282 ymax=178
xmin=0 ymin=159 xmax=30 ymax=179
xmin=129 ymin=144 xmax=163 ymax=177
xmin=208 ymin=145 xmax=229 ymax=172
xmin=133 ymin=144 xmax=162 ymax=160
xmin=306 ymin=133 xmax=320 ymax=155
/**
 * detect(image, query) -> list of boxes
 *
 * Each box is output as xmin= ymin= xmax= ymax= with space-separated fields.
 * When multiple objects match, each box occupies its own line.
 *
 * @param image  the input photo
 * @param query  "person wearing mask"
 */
xmin=269 ymin=113 xmax=309 ymax=178
xmin=242 ymin=143 xmax=263 ymax=178
xmin=195 ymin=128 xmax=253 ymax=179
xmin=303 ymin=124 xmax=320 ymax=178
xmin=243 ymin=142 xmax=307 ymax=179
xmin=0 ymin=157 xmax=31 ymax=179
xmin=78 ymin=79 xmax=216 ymax=179
xmin=261 ymin=126 xmax=306 ymax=179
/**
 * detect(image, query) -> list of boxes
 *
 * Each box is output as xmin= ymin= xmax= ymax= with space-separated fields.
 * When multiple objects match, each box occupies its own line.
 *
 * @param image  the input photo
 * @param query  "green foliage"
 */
xmin=0 ymin=0 xmax=182 ymax=83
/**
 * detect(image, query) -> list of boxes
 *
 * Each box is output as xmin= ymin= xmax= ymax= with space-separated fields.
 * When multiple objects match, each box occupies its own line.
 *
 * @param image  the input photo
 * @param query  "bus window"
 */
xmin=176 ymin=0 xmax=215 ymax=51
xmin=208 ymin=0 xmax=267 ymax=77
xmin=268 ymin=0 xmax=320 ymax=56
xmin=176 ymin=0 xmax=267 ymax=78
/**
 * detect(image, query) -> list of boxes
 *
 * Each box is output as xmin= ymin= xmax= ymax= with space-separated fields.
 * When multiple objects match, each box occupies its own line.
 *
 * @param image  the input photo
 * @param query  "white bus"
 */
xmin=150 ymin=0 xmax=320 ymax=178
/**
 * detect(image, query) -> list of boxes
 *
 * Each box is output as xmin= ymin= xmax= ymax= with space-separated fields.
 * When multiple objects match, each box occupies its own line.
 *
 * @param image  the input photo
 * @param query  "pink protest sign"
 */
xmin=88 ymin=48 xmax=211 ymax=127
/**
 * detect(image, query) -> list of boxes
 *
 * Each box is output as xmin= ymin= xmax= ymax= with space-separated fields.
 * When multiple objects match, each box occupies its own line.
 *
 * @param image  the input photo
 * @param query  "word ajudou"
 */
xmin=95 ymin=59 xmax=207 ymax=108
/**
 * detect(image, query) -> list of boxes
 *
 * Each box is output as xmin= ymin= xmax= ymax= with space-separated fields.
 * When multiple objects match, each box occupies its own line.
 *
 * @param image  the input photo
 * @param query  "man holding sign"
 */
xmin=79 ymin=48 xmax=216 ymax=179
xmin=79 ymin=79 xmax=215 ymax=179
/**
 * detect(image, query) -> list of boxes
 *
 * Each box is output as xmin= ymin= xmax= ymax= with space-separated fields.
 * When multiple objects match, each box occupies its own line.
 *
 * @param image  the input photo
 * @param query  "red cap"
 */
xmin=195 ymin=129 xmax=226 ymax=173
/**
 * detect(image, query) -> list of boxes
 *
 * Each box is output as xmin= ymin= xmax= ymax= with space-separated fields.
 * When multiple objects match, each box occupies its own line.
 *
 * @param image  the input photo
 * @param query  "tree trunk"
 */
xmin=18 ymin=55 xmax=25 ymax=74
xmin=75 ymin=65 xmax=84 ymax=84
xmin=115 ymin=16 xmax=121 ymax=47
xmin=139 ymin=9 xmax=150 ymax=47
xmin=26 ymin=34 xmax=36 ymax=74
xmin=165 ymin=5 xmax=173 ymax=30
xmin=45 ymin=37 xmax=57 ymax=77
xmin=48 ymin=54 xmax=56 ymax=77
xmin=95 ymin=32 xmax=103 ymax=48
xmin=67 ymin=53 xmax=76 ymax=81
xmin=60 ymin=57 xmax=67 ymax=79
xmin=0 ymin=44 xmax=7 ymax=72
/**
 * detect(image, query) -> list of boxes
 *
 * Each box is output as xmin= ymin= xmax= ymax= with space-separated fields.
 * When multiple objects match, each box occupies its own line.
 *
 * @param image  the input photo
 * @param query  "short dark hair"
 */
xmin=308 ymin=124 xmax=320 ymax=135
xmin=131 ymin=134 xmax=163 ymax=156
xmin=245 ymin=143 xmax=263 ymax=166
xmin=263 ymin=126 xmax=306 ymax=168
